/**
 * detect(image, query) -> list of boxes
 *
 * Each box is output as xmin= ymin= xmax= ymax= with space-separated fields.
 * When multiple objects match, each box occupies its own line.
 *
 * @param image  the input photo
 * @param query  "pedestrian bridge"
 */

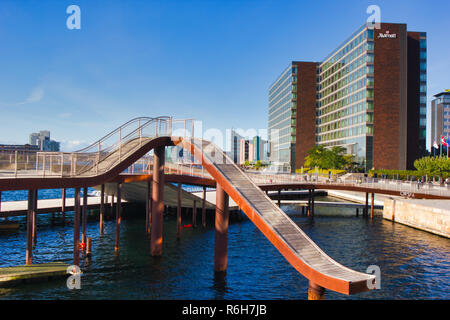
xmin=0 ymin=117 xmax=378 ymax=299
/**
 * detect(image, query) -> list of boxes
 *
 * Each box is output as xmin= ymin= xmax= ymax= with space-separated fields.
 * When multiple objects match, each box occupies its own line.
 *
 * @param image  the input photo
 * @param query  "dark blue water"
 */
xmin=0 ymin=191 xmax=449 ymax=300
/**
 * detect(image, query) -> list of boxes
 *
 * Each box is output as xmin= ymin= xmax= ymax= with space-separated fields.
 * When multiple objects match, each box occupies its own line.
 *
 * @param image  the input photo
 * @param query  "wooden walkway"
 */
xmin=0 ymin=262 xmax=69 ymax=285
xmin=187 ymin=138 xmax=375 ymax=295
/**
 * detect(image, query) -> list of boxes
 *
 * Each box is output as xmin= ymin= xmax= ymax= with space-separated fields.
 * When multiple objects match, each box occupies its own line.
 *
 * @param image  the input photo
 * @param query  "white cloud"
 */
xmin=60 ymin=139 xmax=89 ymax=152
xmin=17 ymin=87 xmax=45 ymax=105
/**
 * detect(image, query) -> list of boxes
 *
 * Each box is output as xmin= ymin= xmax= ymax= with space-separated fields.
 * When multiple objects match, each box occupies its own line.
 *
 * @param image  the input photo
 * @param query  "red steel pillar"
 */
xmin=308 ymin=281 xmax=325 ymax=300
xmin=214 ymin=184 xmax=229 ymax=273
xmin=99 ymin=184 xmax=105 ymax=234
xmin=115 ymin=183 xmax=122 ymax=252
xmin=146 ymin=180 xmax=152 ymax=234
xmin=202 ymin=186 xmax=207 ymax=228
xmin=177 ymin=183 xmax=182 ymax=239
xmin=26 ymin=190 xmax=35 ymax=265
xmin=61 ymin=188 xmax=66 ymax=224
xmin=371 ymin=193 xmax=375 ymax=219
xmin=192 ymin=200 xmax=197 ymax=227
xmin=32 ymin=189 xmax=37 ymax=244
xmin=82 ymin=187 xmax=88 ymax=247
xmin=73 ymin=187 xmax=81 ymax=266
xmin=151 ymin=146 xmax=165 ymax=256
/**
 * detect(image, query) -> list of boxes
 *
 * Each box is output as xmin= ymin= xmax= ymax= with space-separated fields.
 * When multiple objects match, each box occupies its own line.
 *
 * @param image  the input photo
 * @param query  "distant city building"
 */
xmin=269 ymin=22 xmax=426 ymax=172
xmin=430 ymin=90 xmax=450 ymax=146
xmin=29 ymin=130 xmax=60 ymax=151
xmin=0 ymin=144 xmax=40 ymax=153
xmin=251 ymin=136 xmax=268 ymax=162
xmin=239 ymin=139 xmax=251 ymax=164
xmin=229 ymin=129 xmax=243 ymax=164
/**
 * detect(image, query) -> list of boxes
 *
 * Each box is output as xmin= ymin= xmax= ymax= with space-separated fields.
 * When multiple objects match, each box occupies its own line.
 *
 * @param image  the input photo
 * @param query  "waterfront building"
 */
xmin=269 ymin=22 xmax=426 ymax=171
xmin=228 ymin=129 xmax=243 ymax=164
xmin=239 ymin=139 xmax=251 ymax=164
xmin=252 ymin=136 xmax=268 ymax=162
xmin=29 ymin=130 xmax=60 ymax=152
xmin=430 ymin=90 xmax=450 ymax=147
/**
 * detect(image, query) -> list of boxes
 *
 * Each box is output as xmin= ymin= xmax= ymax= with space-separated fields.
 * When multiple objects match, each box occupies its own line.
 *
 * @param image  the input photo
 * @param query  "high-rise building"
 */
xmin=269 ymin=22 xmax=426 ymax=172
xmin=430 ymin=90 xmax=450 ymax=147
xmin=29 ymin=130 xmax=60 ymax=152
xmin=228 ymin=129 xmax=243 ymax=164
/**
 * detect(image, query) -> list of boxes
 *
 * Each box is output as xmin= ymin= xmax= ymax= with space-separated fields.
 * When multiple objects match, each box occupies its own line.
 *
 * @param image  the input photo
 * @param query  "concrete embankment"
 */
xmin=383 ymin=198 xmax=450 ymax=238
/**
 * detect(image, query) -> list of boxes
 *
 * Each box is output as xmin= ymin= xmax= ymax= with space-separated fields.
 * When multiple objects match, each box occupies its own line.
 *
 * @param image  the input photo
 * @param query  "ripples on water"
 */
xmin=0 ymin=192 xmax=449 ymax=300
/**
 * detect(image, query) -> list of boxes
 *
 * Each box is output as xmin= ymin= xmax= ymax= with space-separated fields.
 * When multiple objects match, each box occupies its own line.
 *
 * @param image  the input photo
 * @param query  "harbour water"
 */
xmin=0 ymin=191 xmax=449 ymax=300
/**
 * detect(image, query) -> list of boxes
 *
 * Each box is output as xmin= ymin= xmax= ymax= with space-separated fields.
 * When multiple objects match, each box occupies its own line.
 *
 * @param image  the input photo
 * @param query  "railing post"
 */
xmin=60 ymin=154 xmax=65 ymax=176
xmin=14 ymin=150 xmax=18 ymax=177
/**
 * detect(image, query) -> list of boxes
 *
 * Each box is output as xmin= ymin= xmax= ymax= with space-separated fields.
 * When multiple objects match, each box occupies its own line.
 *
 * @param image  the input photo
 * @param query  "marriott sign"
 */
xmin=377 ymin=30 xmax=397 ymax=39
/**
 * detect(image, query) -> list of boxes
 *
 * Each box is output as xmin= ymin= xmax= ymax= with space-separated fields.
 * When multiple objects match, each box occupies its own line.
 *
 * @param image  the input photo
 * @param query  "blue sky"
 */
xmin=0 ymin=0 xmax=449 ymax=151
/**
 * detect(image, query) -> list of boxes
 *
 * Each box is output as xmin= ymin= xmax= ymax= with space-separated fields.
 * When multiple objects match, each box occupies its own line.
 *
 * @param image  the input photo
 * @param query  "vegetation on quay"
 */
xmin=369 ymin=156 xmax=450 ymax=180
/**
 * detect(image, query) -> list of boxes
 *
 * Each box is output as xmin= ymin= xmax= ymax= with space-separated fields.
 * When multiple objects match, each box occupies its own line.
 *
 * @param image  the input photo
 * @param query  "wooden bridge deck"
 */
xmin=186 ymin=138 xmax=375 ymax=295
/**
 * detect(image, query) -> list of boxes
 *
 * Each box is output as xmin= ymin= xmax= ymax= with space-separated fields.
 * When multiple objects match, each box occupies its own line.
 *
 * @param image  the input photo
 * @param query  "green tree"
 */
xmin=304 ymin=145 xmax=353 ymax=170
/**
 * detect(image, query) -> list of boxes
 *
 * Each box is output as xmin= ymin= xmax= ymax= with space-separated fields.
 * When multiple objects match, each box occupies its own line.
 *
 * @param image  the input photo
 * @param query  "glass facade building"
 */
xmin=316 ymin=25 xmax=374 ymax=169
xmin=268 ymin=64 xmax=297 ymax=168
xmin=268 ymin=22 xmax=426 ymax=171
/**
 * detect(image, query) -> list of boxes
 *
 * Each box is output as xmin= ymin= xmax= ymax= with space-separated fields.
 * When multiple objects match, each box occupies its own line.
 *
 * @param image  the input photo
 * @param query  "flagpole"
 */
xmin=447 ymin=133 xmax=449 ymax=160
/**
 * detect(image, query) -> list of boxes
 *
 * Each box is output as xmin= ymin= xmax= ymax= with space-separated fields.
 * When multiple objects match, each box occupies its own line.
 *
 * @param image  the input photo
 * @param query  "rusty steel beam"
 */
xmin=151 ymin=146 xmax=165 ymax=256
xmin=73 ymin=187 xmax=81 ymax=266
xmin=214 ymin=184 xmax=229 ymax=273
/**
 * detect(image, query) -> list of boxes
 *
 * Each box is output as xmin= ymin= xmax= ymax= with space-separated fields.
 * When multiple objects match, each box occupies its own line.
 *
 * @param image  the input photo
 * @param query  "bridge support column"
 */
xmin=365 ymin=193 xmax=369 ymax=217
xmin=61 ymin=188 xmax=66 ymax=224
xmin=202 ymin=186 xmax=207 ymax=228
xmin=277 ymin=189 xmax=281 ymax=207
xmin=192 ymin=200 xmax=197 ymax=227
xmin=371 ymin=193 xmax=374 ymax=219
xmin=311 ymin=188 xmax=315 ymax=217
xmin=151 ymin=146 xmax=165 ymax=256
xmin=26 ymin=190 xmax=35 ymax=265
xmin=177 ymin=183 xmax=182 ymax=239
xmin=110 ymin=194 xmax=115 ymax=220
xmin=82 ymin=187 xmax=88 ymax=248
xmin=214 ymin=184 xmax=229 ymax=273
xmin=32 ymin=189 xmax=37 ymax=244
xmin=100 ymin=184 xmax=105 ymax=234
xmin=73 ymin=188 xmax=81 ymax=266
xmin=307 ymin=189 xmax=311 ymax=217
xmin=308 ymin=281 xmax=325 ymax=300
xmin=146 ymin=180 xmax=151 ymax=234
xmin=115 ymin=183 xmax=122 ymax=252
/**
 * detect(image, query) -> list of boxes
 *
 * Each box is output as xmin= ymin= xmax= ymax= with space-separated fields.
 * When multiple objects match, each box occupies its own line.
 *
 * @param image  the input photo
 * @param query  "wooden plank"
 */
xmin=0 ymin=262 xmax=70 ymax=285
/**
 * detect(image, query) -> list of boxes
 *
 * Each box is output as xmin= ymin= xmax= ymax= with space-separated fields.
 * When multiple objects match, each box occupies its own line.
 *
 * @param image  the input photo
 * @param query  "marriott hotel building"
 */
xmin=268 ymin=23 xmax=427 ymax=172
